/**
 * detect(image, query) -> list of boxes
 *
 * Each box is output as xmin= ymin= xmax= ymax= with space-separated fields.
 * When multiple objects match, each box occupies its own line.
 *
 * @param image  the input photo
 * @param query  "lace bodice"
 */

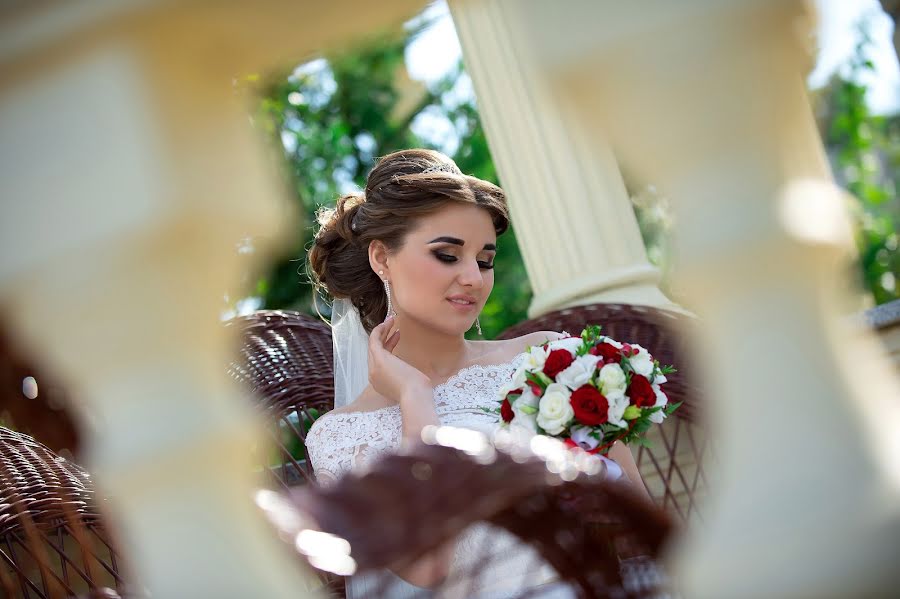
xmin=304 ymin=347 xmax=635 ymax=598
xmin=305 ymin=350 xmax=569 ymax=598
xmin=305 ymin=351 xmax=527 ymax=487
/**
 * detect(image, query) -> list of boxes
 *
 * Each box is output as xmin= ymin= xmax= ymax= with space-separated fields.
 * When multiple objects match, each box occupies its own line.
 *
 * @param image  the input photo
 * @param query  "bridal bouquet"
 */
xmin=496 ymin=326 xmax=680 ymax=455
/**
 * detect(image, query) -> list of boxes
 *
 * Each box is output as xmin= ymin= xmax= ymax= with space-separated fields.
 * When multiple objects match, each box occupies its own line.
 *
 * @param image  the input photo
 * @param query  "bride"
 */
xmin=304 ymin=149 xmax=650 ymax=597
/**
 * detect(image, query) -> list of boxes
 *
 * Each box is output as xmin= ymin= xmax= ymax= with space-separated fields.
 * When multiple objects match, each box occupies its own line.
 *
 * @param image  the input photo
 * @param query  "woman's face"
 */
xmin=383 ymin=202 xmax=497 ymax=336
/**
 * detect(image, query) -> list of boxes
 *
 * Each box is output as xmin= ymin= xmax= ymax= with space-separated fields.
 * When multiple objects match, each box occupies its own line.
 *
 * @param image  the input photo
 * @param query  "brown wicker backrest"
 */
xmin=0 ymin=427 xmax=126 ymax=599
xmin=225 ymin=310 xmax=335 ymax=488
xmin=498 ymin=303 xmax=710 ymax=522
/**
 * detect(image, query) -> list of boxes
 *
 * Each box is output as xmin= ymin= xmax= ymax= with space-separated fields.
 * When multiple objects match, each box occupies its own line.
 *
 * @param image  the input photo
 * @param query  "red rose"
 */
xmin=543 ymin=349 xmax=575 ymax=379
xmin=569 ymin=385 xmax=609 ymax=426
xmin=590 ymin=342 xmax=621 ymax=364
xmin=500 ymin=398 xmax=514 ymax=423
xmin=628 ymin=374 xmax=655 ymax=408
xmin=526 ymin=379 xmax=544 ymax=397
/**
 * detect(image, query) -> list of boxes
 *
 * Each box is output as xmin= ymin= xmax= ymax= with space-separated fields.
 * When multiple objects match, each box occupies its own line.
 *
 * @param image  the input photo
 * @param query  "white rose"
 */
xmin=628 ymin=344 xmax=655 ymax=378
xmin=536 ymin=383 xmax=574 ymax=435
xmin=569 ymin=424 xmax=601 ymax=451
xmin=598 ymin=363 xmax=627 ymax=398
xmin=556 ymin=354 xmax=601 ymax=390
xmin=547 ymin=336 xmax=584 ymax=354
xmin=524 ymin=345 xmax=549 ymax=370
xmin=510 ymin=363 xmax=529 ymax=388
xmin=607 ymin=393 xmax=630 ymax=428
xmin=511 ymin=388 xmax=539 ymax=433
xmin=653 ymin=373 xmax=668 ymax=385
xmin=649 ymin=384 xmax=668 ymax=424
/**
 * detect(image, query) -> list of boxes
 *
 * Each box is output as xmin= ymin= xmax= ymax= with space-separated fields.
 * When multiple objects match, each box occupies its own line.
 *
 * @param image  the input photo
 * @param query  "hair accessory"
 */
xmin=421 ymin=162 xmax=459 ymax=175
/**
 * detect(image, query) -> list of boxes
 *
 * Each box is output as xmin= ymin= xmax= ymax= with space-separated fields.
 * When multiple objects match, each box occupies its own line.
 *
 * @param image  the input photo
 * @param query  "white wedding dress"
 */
xmin=305 ymin=351 xmax=626 ymax=599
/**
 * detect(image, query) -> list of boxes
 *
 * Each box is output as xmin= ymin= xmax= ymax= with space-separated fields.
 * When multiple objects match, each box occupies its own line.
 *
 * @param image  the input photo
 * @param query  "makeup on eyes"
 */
xmin=430 ymin=249 xmax=495 ymax=269
xmin=427 ymin=236 xmax=496 ymax=270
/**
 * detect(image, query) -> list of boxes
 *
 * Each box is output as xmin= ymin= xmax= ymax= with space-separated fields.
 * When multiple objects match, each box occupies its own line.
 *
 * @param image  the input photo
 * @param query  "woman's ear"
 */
xmin=368 ymin=240 xmax=389 ymax=279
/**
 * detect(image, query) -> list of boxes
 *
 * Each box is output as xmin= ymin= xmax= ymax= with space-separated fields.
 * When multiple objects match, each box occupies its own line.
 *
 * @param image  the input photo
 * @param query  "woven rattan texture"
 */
xmin=0 ymin=427 xmax=124 ymax=598
xmin=225 ymin=310 xmax=335 ymax=487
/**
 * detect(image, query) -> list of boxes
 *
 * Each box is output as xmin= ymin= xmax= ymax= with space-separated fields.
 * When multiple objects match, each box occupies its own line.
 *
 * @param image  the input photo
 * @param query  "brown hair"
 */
xmin=309 ymin=149 xmax=509 ymax=332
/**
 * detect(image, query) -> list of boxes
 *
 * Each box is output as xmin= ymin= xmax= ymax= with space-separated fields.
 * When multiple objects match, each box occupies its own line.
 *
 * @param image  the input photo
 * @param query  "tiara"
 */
xmin=421 ymin=163 xmax=458 ymax=175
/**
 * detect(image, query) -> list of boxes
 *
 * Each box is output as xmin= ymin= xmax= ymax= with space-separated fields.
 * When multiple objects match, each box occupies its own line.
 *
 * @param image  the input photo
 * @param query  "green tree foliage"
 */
xmin=244 ymin=13 xmax=897 ymax=340
xmin=243 ymin=26 xmax=531 ymax=338
xmin=817 ymin=20 xmax=899 ymax=305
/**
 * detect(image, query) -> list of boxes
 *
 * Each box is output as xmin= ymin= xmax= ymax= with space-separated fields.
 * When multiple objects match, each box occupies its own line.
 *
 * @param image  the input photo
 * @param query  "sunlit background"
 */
xmin=227 ymin=0 xmax=900 ymax=339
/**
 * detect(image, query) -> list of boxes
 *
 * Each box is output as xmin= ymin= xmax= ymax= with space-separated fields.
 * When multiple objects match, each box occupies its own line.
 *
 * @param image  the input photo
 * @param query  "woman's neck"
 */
xmin=390 ymin=315 xmax=479 ymax=383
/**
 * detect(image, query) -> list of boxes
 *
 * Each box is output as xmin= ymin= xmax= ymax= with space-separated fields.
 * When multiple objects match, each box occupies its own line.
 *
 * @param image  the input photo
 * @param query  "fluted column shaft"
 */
xmin=449 ymin=0 xmax=679 ymax=317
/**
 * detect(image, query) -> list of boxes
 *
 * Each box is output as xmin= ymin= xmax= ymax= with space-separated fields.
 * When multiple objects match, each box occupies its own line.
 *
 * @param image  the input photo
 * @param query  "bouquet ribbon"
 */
xmin=563 ymin=439 xmax=623 ymax=481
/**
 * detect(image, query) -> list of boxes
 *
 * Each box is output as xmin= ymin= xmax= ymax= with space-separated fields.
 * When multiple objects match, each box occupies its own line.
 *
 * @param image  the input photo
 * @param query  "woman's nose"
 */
xmin=458 ymin=260 xmax=484 ymax=288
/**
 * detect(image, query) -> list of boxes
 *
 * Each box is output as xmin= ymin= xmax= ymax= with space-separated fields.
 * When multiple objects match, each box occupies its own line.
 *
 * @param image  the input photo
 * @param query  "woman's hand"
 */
xmin=368 ymin=316 xmax=432 ymax=402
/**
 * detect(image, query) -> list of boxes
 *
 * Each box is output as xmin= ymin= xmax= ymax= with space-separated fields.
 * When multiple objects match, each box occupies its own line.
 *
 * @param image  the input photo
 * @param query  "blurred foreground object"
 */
xmin=0 ymin=1 xmax=428 ymax=596
xmin=864 ymin=299 xmax=900 ymax=370
xmin=263 ymin=428 xmax=675 ymax=598
xmin=0 ymin=323 xmax=80 ymax=455
xmin=449 ymin=0 xmax=900 ymax=596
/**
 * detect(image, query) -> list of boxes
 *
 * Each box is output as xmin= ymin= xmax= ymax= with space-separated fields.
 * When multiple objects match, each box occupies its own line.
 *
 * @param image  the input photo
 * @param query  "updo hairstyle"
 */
xmin=309 ymin=149 xmax=509 ymax=332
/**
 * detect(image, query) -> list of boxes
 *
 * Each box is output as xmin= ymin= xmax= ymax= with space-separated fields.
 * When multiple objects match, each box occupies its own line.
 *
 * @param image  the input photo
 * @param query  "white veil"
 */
xmin=330 ymin=298 xmax=370 ymax=408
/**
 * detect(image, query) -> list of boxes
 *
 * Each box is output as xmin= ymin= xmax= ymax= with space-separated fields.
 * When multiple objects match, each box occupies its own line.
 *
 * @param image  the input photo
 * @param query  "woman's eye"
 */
xmin=433 ymin=251 xmax=493 ymax=269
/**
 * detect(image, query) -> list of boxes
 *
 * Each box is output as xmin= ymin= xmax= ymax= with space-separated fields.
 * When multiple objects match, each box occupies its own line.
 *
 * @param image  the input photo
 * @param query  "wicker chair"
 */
xmin=225 ymin=310 xmax=335 ymax=489
xmin=498 ymin=302 xmax=710 ymax=522
xmin=0 ymin=427 xmax=127 ymax=599
xmin=226 ymin=305 xmax=711 ymax=521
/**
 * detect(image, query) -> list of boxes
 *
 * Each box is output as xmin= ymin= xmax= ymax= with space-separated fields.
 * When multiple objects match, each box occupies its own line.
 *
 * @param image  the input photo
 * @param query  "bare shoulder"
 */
xmin=504 ymin=330 xmax=567 ymax=355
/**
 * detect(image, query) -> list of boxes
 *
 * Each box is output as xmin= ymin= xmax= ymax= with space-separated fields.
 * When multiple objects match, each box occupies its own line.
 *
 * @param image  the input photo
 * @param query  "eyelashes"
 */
xmin=433 ymin=252 xmax=495 ymax=270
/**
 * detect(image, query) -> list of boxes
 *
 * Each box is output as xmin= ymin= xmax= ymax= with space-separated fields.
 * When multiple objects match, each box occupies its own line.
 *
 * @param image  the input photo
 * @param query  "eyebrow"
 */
xmin=428 ymin=236 xmax=496 ymax=251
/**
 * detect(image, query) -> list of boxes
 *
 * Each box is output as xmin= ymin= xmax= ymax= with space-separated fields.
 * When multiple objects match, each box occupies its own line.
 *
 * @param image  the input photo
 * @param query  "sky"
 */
xmin=405 ymin=0 xmax=900 ymax=116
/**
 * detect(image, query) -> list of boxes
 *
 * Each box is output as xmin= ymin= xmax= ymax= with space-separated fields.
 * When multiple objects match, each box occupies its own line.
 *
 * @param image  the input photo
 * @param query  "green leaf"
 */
xmin=664 ymin=401 xmax=683 ymax=415
xmin=526 ymin=370 xmax=550 ymax=389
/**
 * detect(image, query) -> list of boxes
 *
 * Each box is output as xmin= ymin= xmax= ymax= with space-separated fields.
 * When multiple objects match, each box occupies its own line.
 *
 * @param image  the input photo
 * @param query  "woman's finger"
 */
xmin=370 ymin=320 xmax=390 ymax=349
xmin=385 ymin=329 xmax=400 ymax=353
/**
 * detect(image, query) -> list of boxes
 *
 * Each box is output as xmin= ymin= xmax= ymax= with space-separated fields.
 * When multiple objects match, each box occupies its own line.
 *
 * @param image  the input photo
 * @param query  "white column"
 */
xmin=489 ymin=0 xmax=900 ymax=595
xmin=448 ymin=0 xmax=680 ymax=317
xmin=0 ymin=1 xmax=426 ymax=596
